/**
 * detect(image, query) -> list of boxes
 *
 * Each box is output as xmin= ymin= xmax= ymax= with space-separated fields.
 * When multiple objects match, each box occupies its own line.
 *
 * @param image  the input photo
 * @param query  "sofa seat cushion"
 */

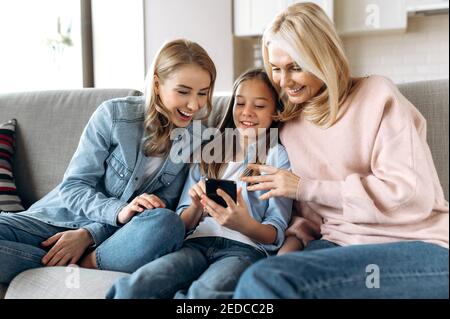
xmin=5 ymin=266 xmax=128 ymax=299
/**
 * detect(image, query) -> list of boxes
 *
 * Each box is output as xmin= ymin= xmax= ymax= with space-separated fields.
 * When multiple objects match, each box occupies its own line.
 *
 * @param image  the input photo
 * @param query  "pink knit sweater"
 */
xmin=280 ymin=75 xmax=449 ymax=249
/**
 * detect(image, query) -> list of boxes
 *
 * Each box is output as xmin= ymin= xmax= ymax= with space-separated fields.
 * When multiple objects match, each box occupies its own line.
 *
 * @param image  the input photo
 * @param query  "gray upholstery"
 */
xmin=5 ymin=267 xmax=128 ymax=299
xmin=0 ymin=80 xmax=448 ymax=299
xmin=398 ymin=80 xmax=449 ymax=200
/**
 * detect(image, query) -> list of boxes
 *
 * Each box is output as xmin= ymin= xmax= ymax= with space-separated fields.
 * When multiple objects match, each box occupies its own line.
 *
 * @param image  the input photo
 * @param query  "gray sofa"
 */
xmin=0 ymin=79 xmax=448 ymax=298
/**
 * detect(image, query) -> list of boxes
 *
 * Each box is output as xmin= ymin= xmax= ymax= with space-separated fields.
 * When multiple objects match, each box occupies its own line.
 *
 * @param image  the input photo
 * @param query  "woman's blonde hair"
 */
xmin=262 ymin=2 xmax=352 ymax=127
xmin=143 ymin=39 xmax=216 ymax=156
xmin=200 ymin=68 xmax=282 ymax=179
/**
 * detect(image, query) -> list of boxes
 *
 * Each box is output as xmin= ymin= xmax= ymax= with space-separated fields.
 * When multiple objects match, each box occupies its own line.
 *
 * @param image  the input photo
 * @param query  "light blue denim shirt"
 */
xmin=176 ymin=143 xmax=293 ymax=254
xmin=10 ymin=96 xmax=206 ymax=246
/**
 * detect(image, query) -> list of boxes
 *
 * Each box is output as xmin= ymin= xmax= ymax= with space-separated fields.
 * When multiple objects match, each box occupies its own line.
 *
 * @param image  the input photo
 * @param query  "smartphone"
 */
xmin=205 ymin=178 xmax=237 ymax=208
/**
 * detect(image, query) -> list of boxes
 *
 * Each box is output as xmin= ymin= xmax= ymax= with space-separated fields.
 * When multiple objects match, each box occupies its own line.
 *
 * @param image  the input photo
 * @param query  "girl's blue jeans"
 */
xmin=106 ymin=236 xmax=266 ymax=299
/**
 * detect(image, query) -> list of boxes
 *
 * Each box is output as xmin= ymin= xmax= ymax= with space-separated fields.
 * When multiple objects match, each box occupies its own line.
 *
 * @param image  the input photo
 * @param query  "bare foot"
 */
xmin=78 ymin=250 xmax=98 ymax=269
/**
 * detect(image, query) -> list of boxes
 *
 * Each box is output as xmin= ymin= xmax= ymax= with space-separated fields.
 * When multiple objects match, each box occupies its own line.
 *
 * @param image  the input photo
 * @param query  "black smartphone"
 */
xmin=205 ymin=178 xmax=237 ymax=208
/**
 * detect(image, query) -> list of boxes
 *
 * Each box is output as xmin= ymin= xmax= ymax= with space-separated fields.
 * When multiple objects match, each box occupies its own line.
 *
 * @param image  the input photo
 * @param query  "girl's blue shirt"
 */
xmin=176 ymin=142 xmax=293 ymax=253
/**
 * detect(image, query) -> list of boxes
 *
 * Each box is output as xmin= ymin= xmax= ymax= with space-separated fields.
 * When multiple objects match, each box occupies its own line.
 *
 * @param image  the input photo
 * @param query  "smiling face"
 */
xmin=155 ymin=64 xmax=211 ymax=127
xmin=268 ymin=43 xmax=324 ymax=105
xmin=233 ymin=78 xmax=277 ymax=140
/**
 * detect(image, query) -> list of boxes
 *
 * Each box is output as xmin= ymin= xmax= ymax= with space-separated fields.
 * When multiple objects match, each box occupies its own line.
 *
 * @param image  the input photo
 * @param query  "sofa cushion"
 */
xmin=398 ymin=79 xmax=449 ymax=200
xmin=0 ymin=119 xmax=25 ymax=212
xmin=5 ymin=266 xmax=128 ymax=299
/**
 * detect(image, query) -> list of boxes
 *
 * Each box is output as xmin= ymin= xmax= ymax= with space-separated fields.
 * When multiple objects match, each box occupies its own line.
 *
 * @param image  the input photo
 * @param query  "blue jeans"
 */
xmin=0 ymin=208 xmax=185 ymax=284
xmin=106 ymin=237 xmax=266 ymax=299
xmin=233 ymin=240 xmax=449 ymax=299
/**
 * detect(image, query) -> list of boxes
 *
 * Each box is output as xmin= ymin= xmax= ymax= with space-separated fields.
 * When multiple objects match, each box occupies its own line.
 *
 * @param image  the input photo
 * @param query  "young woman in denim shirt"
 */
xmin=0 ymin=39 xmax=216 ymax=284
xmin=106 ymin=69 xmax=293 ymax=299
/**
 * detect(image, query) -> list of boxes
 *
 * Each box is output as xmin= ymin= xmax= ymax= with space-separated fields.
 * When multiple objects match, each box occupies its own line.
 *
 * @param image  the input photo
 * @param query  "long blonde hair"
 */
xmin=200 ymin=68 xmax=282 ymax=179
xmin=143 ymin=39 xmax=216 ymax=156
xmin=262 ymin=2 xmax=352 ymax=127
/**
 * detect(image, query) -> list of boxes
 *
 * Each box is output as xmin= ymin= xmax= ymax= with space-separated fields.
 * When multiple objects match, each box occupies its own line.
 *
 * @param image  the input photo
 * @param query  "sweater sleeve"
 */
xmin=297 ymin=81 xmax=436 ymax=225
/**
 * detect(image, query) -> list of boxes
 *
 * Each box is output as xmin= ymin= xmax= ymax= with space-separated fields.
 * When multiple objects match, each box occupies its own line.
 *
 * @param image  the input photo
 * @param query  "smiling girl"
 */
xmin=106 ymin=68 xmax=293 ymax=299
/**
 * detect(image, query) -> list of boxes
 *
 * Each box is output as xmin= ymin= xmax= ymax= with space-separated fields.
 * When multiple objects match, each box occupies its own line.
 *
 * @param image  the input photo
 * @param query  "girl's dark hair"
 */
xmin=200 ymin=68 xmax=283 ymax=179
xmin=217 ymin=68 xmax=283 ymax=131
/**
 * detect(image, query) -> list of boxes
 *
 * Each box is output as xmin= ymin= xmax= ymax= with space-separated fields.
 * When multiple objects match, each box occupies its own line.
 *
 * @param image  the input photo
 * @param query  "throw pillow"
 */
xmin=0 ymin=119 xmax=25 ymax=212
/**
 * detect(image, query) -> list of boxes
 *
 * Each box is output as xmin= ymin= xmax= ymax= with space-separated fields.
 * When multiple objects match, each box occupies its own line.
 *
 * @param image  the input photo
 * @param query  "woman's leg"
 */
xmin=176 ymin=240 xmax=266 ymax=299
xmin=91 ymin=208 xmax=185 ymax=273
xmin=0 ymin=213 xmax=66 ymax=283
xmin=106 ymin=244 xmax=209 ymax=299
xmin=234 ymin=241 xmax=449 ymax=299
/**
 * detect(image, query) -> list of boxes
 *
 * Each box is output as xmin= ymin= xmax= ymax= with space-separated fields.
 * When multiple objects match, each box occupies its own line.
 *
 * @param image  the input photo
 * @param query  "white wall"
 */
xmin=343 ymin=14 xmax=449 ymax=83
xmin=144 ymin=0 xmax=234 ymax=92
xmin=91 ymin=0 xmax=145 ymax=89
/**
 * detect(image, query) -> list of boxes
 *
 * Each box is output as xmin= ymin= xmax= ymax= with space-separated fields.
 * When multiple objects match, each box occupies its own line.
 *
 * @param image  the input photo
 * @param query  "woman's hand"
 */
xmin=117 ymin=193 xmax=166 ymax=225
xmin=241 ymin=164 xmax=300 ymax=201
xmin=202 ymin=187 xmax=253 ymax=233
xmin=41 ymin=229 xmax=94 ymax=266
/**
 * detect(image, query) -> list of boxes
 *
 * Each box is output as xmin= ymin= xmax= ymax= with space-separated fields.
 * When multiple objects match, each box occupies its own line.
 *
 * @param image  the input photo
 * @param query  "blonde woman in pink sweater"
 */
xmin=234 ymin=2 xmax=448 ymax=299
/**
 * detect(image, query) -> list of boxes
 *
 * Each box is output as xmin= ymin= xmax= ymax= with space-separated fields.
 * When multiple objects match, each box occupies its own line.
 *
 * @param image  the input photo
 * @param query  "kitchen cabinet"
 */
xmin=406 ymin=0 xmax=449 ymax=15
xmin=233 ymin=0 xmax=334 ymax=36
xmin=335 ymin=0 xmax=407 ymax=36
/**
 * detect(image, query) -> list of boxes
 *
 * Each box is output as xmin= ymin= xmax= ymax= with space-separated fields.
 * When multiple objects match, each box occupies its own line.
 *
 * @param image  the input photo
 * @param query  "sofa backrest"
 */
xmin=397 ymin=79 xmax=449 ymax=200
xmin=0 ymin=79 xmax=447 ymax=208
xmin=0 ymin=89 xmax=141 ymax=207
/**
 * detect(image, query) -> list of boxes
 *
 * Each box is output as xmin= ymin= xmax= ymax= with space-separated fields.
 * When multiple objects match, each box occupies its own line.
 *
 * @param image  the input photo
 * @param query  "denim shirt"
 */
xmin=11 ymin=96 xmax=206 ymax=246
xmin=176 ymin=143 xmax=293 ymax=254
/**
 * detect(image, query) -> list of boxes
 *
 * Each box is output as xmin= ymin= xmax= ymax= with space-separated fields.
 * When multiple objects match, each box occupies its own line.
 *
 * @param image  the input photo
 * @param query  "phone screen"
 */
xmin=205 ymin=178 xmax=237 ymax=208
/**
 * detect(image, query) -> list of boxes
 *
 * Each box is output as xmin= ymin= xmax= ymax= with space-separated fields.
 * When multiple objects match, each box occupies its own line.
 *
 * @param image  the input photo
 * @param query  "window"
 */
xmin=0 ymin=0 xmax=83 ymax=93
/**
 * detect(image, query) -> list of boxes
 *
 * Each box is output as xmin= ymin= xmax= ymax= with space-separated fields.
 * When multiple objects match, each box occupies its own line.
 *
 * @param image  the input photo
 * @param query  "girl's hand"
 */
xmin=241 ymin=164 xmax=300 ymax=201
xmin=41 ymin=229 xmax=94 ymax=266
xmin=188 ymin=180 xmax=206 ymax=210
xmin=277 ymin=236 xmax=303 ymax=255
xmin=117 ymin=193 xmax=166 ymax=225
xmin=202 ymin=187 xmax=253 ymax=233
xmin=180 ymin=181 xmax=207 ymax=230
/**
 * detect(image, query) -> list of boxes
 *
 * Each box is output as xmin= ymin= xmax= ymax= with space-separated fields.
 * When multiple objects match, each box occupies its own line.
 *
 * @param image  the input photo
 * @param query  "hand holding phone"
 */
xmin=205 ymin=178 xmax=237 ymax=208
